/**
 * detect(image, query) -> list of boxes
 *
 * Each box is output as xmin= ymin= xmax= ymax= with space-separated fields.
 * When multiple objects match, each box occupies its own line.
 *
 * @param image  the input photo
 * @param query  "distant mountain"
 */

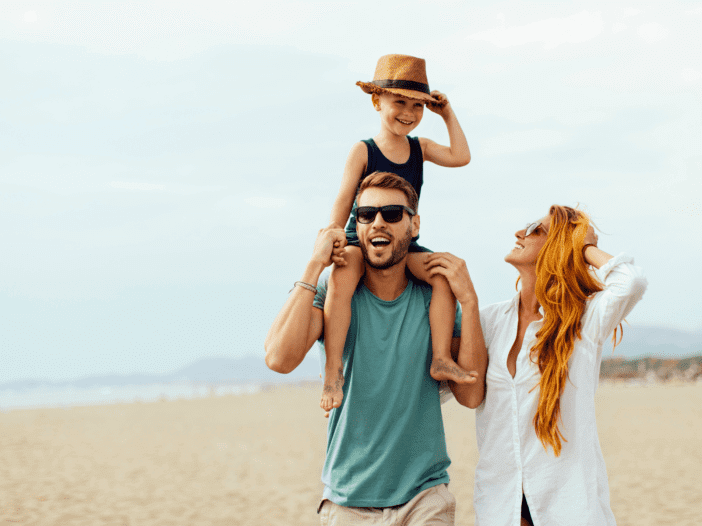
xmin=167 ymin=354 xmax=321 ymax=383
xmin=0 ymin=352 xmax=322 ymax=391
xmin=1 ymin=326 xmax=699 ymax=391
xmin=604 ymin=326 xmax=702 ymax=359
xmin=600 ymin=355 xmax=702 ymax=380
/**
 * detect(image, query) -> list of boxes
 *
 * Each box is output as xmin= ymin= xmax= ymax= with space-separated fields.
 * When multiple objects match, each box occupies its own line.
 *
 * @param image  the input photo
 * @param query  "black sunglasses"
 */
xmin=357 ymin=205 xmax=416 ymax=224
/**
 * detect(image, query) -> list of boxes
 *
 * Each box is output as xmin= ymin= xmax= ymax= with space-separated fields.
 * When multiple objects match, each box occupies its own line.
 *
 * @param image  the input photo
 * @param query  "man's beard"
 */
xmin=360 ymin=225 xmax=413 ymax=270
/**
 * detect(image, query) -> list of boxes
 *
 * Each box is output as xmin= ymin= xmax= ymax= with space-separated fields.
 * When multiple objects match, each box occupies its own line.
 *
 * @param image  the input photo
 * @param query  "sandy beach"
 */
xmin=1 ymin=381 xmax=699 ymax=525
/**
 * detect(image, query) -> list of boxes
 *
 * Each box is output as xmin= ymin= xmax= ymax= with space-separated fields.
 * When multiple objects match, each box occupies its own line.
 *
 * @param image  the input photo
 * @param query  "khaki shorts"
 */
xmin=318 ymin=483 xmax=456 ymax=525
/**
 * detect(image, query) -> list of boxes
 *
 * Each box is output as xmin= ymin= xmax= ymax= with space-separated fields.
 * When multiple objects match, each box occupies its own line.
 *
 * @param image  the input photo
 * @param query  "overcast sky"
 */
xmin=1 ymin=0 xmax=700 ymax=383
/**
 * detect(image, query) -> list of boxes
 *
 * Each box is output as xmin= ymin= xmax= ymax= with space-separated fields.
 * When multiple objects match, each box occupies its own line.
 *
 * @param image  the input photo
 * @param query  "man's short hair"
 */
xmin=357 ymin=172 xmax=419 ymax=213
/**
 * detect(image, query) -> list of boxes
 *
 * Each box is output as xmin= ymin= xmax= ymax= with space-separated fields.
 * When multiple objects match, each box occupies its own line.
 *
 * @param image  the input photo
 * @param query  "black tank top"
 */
xmin=345 ymin=136 xmax=423 ymax=241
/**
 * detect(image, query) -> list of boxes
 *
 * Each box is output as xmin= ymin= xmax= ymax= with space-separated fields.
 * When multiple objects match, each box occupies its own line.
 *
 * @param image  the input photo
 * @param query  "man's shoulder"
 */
xmin=408 ymin=274 xmax=432 ymax=291
xmin=408 ymin=275 xmax=433 ymax=308
xmin=314 ymin=273 xmax=432 ymax=310
xmin=354 ymin=276 xmax=431 ymax=313
xmin=358 ymin=276 xmax=430 ymax=308
xmin=312 ymin=270 xmax=367 ymax=312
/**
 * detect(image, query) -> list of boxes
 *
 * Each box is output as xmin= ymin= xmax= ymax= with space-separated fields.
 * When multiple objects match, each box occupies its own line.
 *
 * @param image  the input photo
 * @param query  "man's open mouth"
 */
xmin=370 ymin=237 xmax=391 ymax=247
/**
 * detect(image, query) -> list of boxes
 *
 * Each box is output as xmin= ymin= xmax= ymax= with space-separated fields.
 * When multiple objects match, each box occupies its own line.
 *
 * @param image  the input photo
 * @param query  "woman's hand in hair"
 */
xmin=425 ymin=252 xmax=478 ymax=306
xmin=583 ymin=224 xmax=598 ymax=248
xmin=582 ymin=226 xmax=614 ymax=269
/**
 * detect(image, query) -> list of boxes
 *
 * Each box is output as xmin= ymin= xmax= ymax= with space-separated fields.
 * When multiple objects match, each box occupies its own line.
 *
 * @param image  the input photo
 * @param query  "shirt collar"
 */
xmin=504 ymin=292 xmax=520 ymax=315
xmin=504 ymin=291 xmax=545 ymax=318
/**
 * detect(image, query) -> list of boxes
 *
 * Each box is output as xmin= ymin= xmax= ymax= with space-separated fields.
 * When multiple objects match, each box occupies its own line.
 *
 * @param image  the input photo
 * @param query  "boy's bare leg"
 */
xmin=408 ymin=252 xmax=474 ymax=384
xmin=322 ymin=246 xmax=364 ymax=412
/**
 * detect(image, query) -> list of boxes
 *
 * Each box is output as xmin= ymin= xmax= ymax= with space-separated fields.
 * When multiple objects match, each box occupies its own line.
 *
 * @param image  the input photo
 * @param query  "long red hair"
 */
xmin=530 ymin=205 xmax=604 ymax=456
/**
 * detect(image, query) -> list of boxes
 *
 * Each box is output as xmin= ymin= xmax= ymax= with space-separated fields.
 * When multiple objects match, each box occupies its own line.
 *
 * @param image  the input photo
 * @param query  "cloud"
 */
xmin=637 ymin=23 xmax=668 ymax=43
xmin=478 ymin=128 xmax=571 ymax=156
xmin=681 ymin=68 xmax=702 ymax=83
xmin=244 ymin=196 xmax=287 ymax=209
xmin=1 ymin=1 xmax=344 ymax=61
xmin=611 ymin=22 xmax=627 ymax=34
xmin=107 ymin=181 xmax=227 ymax=195
xmin=110 ymin=181 xmax=164 ymax=191
xmin=468 ymin=11 xmax=604 ymax=49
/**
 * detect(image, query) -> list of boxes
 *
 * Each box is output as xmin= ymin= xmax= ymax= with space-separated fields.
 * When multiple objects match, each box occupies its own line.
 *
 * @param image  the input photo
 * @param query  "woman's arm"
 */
xmin=264 ymin=226 xmax=345 ymax=373
xmin=329 ymin=142 xmax=368 ymax=228
xmin=581 ymin=226 xmax=648 ymax=340
xmin=420 ymin=91 xmax=471 ymax=167
xmin=426 ymin=252 xmax=487 ymax=408
xmin=584 ymin=245 xmax=613 ymax=268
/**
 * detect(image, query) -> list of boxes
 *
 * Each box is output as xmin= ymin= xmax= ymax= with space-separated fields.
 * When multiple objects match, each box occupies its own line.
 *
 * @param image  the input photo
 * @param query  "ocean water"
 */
xmin=0 ymin=382 xmax=263 ymax=411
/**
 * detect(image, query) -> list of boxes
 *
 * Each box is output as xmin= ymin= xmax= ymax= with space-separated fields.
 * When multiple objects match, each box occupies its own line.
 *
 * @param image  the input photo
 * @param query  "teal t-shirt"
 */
xmin=313 ymin=275 xmax=462 ymax=507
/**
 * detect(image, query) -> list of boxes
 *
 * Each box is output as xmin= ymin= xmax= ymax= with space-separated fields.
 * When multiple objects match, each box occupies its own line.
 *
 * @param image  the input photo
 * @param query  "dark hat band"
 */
xmin=371 ymin=79 xmax=430 ymax=94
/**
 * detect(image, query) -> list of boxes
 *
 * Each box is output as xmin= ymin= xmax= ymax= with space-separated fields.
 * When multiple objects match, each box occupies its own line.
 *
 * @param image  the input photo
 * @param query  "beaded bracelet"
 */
xmin=291 ymin=281 xmax=317 ymax=293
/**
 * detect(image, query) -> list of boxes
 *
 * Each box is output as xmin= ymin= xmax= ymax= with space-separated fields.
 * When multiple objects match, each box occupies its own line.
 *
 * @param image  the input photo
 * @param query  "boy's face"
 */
xmin=374 ymin=93 xmax=424 ymax=136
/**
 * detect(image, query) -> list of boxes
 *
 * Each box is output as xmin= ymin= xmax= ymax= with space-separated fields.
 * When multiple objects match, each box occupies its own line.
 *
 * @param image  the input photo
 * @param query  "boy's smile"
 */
xmin=374 ymin=93 xmax=425 ymax=137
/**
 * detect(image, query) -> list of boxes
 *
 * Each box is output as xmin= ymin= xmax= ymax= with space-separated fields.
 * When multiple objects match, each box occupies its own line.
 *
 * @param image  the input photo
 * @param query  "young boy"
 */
xmin=322 ymin=54 xmax=473 ymax=412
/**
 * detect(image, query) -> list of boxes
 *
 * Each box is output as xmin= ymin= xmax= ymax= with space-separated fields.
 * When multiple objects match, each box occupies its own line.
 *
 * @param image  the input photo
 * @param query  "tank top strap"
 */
xmin=361 ymin=139 xmax=376 ymax=178
xmin=360 ymin=137 xmax=422 ymax=177
xmin=408 ymin=136 xmax=423 ymax=163
xmin=347 ymin=136 xmax=424 ymax=243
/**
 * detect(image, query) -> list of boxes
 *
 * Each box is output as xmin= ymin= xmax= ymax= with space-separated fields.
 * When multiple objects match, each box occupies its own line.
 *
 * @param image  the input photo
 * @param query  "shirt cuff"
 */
xmin=594 ymin=252 xmax=634 ymax=282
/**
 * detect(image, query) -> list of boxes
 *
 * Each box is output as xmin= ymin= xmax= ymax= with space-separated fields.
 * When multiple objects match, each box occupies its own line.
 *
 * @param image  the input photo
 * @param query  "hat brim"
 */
xmin=356 ymin=81 xmax=447 ymax=107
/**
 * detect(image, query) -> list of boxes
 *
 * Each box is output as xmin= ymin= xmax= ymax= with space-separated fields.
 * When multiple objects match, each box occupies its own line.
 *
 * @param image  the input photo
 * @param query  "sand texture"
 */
xmin=0 ymin=382 xmax=700 ymax=525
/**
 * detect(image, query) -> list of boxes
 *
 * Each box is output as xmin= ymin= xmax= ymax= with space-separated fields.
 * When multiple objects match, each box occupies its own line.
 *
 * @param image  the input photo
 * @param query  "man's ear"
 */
xmin=372 ymin=93 xmax=381 ymax=111
xmin=411 ymin=213 xmax=420 ymax=238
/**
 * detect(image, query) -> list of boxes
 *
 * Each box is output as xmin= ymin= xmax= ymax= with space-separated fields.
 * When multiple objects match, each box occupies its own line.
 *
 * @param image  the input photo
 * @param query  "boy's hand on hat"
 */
xmin=427 ymin=90 xmax=450 ymax=116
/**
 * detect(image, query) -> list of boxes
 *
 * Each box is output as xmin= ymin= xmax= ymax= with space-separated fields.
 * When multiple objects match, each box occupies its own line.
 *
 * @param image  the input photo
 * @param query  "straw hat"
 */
xmin=357 ymin=54 xmax=445 ymax=106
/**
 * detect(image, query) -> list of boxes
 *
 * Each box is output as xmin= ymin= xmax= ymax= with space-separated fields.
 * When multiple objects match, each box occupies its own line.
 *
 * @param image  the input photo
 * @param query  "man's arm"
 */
xmin=449 ymin=297 xmax=487 ymax=408
xmin=264 ymin=226 xmax=345 ymax=374
xmin=426 ymin=252 xmax=487 ymax=408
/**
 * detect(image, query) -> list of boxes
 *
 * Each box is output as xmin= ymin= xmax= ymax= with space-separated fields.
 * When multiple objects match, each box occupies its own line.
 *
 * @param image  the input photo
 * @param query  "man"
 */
xmin=265 ymin=172 xmax=486 ymax=524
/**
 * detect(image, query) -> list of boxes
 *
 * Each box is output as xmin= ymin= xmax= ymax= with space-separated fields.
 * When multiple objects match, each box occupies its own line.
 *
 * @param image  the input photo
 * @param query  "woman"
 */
xmin=426 ymin=205 xmax=648 ymax=526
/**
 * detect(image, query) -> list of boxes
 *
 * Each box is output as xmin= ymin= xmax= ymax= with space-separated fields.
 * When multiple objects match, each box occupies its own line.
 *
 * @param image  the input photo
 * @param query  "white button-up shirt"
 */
xmin=474 ymin=253 xmax=648 ymax=526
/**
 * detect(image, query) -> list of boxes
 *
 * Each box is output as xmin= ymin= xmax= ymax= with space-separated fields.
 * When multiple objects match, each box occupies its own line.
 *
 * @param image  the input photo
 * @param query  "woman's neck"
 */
xmin=518 ymin=271 xmax=541 ymax=316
